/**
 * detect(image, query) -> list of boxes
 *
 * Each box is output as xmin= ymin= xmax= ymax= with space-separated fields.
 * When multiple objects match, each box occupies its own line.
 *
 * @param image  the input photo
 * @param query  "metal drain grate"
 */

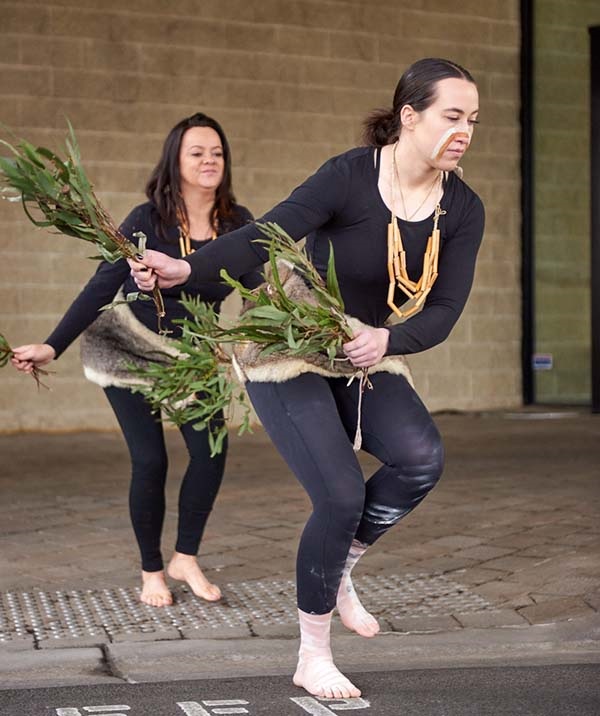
xmin=0 ymin=573 xmax=492 ymax=644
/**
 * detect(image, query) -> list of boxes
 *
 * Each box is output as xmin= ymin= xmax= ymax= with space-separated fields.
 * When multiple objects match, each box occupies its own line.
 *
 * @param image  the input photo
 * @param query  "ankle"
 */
xmin=344 ymin=540 xmax=368 ymax=570
xmin=350 ymin=538 xmax=368 ymax=552
xmin=170 ymin=552 xmax=196 ymax=565
xmin=297 ymin=609 xmax=334 ymax=655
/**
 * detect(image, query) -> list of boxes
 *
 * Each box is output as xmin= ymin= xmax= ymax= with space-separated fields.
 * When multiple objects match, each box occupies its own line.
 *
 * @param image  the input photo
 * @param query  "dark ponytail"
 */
xmin=362 ymin=58 xmax=476 ymax=147
xmin=361 ymin=107 xmax=400 ymax=148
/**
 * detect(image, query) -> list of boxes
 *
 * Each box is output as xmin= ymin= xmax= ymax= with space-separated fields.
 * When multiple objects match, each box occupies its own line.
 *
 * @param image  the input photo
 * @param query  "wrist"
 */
xmin=379 ymin=327 xmax=390 ymax=356
xmin=179 ymin=258 xmax=192 ymax=282
xmin=42 ymin=343 xmax=58 ymax=362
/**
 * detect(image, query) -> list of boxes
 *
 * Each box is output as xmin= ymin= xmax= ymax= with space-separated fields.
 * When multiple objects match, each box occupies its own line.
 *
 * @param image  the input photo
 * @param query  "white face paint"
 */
xmin=430 ymin=126 xmax=471 ymax=161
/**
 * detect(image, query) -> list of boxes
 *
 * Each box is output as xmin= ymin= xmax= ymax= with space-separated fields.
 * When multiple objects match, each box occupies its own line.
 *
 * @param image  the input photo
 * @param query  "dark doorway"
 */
xmin=523 ymin=2 xmax=595 ymax=408
xmin=590 ymin=25 xmax=600 ymax=412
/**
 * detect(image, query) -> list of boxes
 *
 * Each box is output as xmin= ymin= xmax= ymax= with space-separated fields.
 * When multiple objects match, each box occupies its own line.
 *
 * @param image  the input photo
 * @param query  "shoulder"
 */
xmin=446 ymin=172 xmax=484 ymax=212
xmin=219 ymin=203 xmax=254 ymax=234
xmin=318 ymin=146 xmax=374 ymax=174
xmin=119 ymin=201 xmax=164 ymax=246
xmin=444 ymin=172 xmax=485 ymax=230
xmin=120 ymin=201 xmax=155 ymax=229
xmin=231 ymin=203 xmax=254 ymax=225
xmin=301 ymin=147 xmax=374 ymax=200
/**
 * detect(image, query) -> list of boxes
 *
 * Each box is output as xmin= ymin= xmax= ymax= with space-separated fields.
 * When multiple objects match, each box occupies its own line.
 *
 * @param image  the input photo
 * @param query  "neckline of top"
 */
xmin=371 ymin=146 xmax=448 ymax=225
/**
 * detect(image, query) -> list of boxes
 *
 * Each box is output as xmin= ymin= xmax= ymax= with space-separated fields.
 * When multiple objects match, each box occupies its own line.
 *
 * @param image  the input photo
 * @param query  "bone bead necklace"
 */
xmin=387 ymin=143 xmax=445 ymax=321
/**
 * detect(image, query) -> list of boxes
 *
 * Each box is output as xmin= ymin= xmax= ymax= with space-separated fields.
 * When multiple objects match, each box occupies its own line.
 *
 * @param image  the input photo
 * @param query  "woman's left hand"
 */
xmin=343 ymin=327 xmax=390 ymax=368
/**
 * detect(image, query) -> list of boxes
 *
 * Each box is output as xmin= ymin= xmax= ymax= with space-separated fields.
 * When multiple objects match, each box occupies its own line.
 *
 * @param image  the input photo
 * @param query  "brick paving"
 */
xmin=0 ymin=411 xmax=599 ymax=650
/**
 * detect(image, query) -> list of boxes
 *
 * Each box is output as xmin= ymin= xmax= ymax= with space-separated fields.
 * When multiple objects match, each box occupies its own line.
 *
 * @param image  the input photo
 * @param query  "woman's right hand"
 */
xmin=11 ymin=344 xmax=56 ymax=374
xmin=128 ymin=250 xmax=192 ymax=290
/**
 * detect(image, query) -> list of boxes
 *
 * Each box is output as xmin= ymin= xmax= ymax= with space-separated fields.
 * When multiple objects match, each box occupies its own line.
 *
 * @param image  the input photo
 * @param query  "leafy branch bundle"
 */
xmin=214 ymin=222 xmax=354 ymax=361
xmin=132 ymin=223 xmax=355 ymax=455
xmin=0 ymin=123 xmax=165 ymax=323
xmin=0 ymin=332 xmax=49 ymax=389
xmin=130 ymin=299 xmax=249 ymax=458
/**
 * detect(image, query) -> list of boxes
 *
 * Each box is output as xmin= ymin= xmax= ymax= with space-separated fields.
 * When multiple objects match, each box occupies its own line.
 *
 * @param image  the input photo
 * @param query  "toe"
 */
xmin=197 ymin=580 xmax=221 ymax=601
xmin=206 ymin=585 xmax=221 ymax=601
xmin=141 ymin=591 xmax=172 ymax=608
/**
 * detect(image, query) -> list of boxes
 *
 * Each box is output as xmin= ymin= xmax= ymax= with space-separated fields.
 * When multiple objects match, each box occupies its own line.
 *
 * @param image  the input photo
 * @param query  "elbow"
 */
xmin=412 ymin=309 xmax=461 ymax=353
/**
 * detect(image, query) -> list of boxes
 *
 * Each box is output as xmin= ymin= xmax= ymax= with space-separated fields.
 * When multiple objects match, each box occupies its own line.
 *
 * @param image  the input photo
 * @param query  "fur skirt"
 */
xmin=80 ymin=294 xmax=180 ymax=389
xmin=231 ymin=265 xmax=413 ymax=387
xmin=80 ymin=270 xmax=413 ymax=395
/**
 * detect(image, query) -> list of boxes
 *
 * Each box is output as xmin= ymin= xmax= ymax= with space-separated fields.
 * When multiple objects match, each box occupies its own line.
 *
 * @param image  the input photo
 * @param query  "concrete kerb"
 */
xmin=1 ymin=614 xmax=600 ymax=690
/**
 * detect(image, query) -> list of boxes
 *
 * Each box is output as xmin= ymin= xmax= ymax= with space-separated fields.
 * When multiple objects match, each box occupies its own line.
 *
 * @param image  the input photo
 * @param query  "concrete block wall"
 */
xmin=533 ymin=0 xmax=600 ymax=403
xmin=0 ymin=0 xmax=522 ymax=431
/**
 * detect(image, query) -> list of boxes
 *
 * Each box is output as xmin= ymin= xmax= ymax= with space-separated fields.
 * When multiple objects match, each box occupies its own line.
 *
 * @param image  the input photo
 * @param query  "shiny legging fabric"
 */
xmin=246 ymin=372 xmax=443 ymax=614
xmin=104 ymin=386 xmax=226 ymax=572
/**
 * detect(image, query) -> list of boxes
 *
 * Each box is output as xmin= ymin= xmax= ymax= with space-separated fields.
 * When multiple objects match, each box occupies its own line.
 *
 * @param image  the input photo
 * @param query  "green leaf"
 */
xmin=325 ymin=241 xmax=344 ymax=310
xmin=244 ymin=305 xmax=289 ymax=322
xmin=286 ymin=322 xmax=297 ymax=349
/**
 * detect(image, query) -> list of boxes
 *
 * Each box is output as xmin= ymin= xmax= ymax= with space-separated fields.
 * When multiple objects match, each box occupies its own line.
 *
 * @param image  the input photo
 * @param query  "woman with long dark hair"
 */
xmin=11 ymin=113 xmax=261 ymax=608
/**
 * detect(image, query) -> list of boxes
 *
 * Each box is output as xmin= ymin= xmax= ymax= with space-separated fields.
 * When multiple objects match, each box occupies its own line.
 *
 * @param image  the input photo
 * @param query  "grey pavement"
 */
xmin=1 ymin=410 xmax=599 ymax=691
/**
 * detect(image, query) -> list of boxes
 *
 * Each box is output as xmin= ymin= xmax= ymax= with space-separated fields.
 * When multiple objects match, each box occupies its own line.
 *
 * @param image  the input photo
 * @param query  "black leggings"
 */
xmin=246 ymin=372 xmax=443 ymax=614
xmin=104 ymin=386 xmax=226 ymax=572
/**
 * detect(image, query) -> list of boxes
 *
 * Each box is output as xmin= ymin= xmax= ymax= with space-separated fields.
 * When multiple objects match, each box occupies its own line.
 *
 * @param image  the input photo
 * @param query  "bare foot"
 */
xmin=293 ymin=656 xmax=361 ymax=699
xmin=167 ymin=552 xmax=221 ymax=601
xmin=140 ymin=570 xmax=173 ymax=607
xmin=337 ymin=577 xmax=380 ymax=637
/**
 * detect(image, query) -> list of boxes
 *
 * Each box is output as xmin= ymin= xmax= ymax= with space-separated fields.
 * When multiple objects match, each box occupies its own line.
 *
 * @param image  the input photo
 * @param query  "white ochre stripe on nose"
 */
xmin=431 ymin=127 xmax=470 ymax=160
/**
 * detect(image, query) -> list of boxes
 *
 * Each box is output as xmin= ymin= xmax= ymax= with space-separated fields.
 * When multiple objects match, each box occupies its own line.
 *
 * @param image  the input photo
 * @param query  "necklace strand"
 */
xmin=177 ymin=206 xmax=217 ymax=257
xmin=394 ymin=143 xmax=441 ymax=221
xmin=386 ymin=143 xmax=445 ymax=322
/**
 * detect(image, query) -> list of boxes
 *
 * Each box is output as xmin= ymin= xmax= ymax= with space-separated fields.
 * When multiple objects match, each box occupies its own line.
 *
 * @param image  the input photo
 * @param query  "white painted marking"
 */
xmin=177 ymin=704 xmax=212 ymax=716
xmin=56 ymin=710 xmax=131 ymax=716
xmin=328 ymin=698 xmax=370 ymax=710
xmin=203 ymin=701 xmax=249 ymax=713
xmin=290 ymin=696 xmax=371 ymax=713
xmin=178 ymin=702 xmax=250 ymax=716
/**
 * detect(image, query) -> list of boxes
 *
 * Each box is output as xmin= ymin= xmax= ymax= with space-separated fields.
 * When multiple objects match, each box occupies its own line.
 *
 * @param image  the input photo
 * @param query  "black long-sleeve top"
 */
xmin=46 ymin=202 xmax=261 ymax=357
xmin=181 ymin=146 xmax=485 ymax=356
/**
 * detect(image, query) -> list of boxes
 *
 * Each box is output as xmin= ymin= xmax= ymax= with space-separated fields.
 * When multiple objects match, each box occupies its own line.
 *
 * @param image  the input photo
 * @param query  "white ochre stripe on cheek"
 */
xmin=431 ymin=127 xmax=471 ymax=161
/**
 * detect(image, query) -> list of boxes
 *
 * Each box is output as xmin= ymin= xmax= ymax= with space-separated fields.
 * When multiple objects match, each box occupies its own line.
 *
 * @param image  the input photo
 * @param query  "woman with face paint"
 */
xmin=129 ymin=58 xmax=484 ymax=699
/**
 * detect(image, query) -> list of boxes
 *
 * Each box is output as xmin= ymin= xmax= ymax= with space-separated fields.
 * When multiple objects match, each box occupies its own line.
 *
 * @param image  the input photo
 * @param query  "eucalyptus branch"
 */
xmin=129 ymin=223 xmax=356 ymax=456
xmin=0 ymin=123 xmax=165 ymax=326
xmin=214 ymin=222 xmax=354 ymax=364
xmin=0 ymin=333 xmax=50 ymax=389
xmin=128 ymin=300 xmax=251 ymax=458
